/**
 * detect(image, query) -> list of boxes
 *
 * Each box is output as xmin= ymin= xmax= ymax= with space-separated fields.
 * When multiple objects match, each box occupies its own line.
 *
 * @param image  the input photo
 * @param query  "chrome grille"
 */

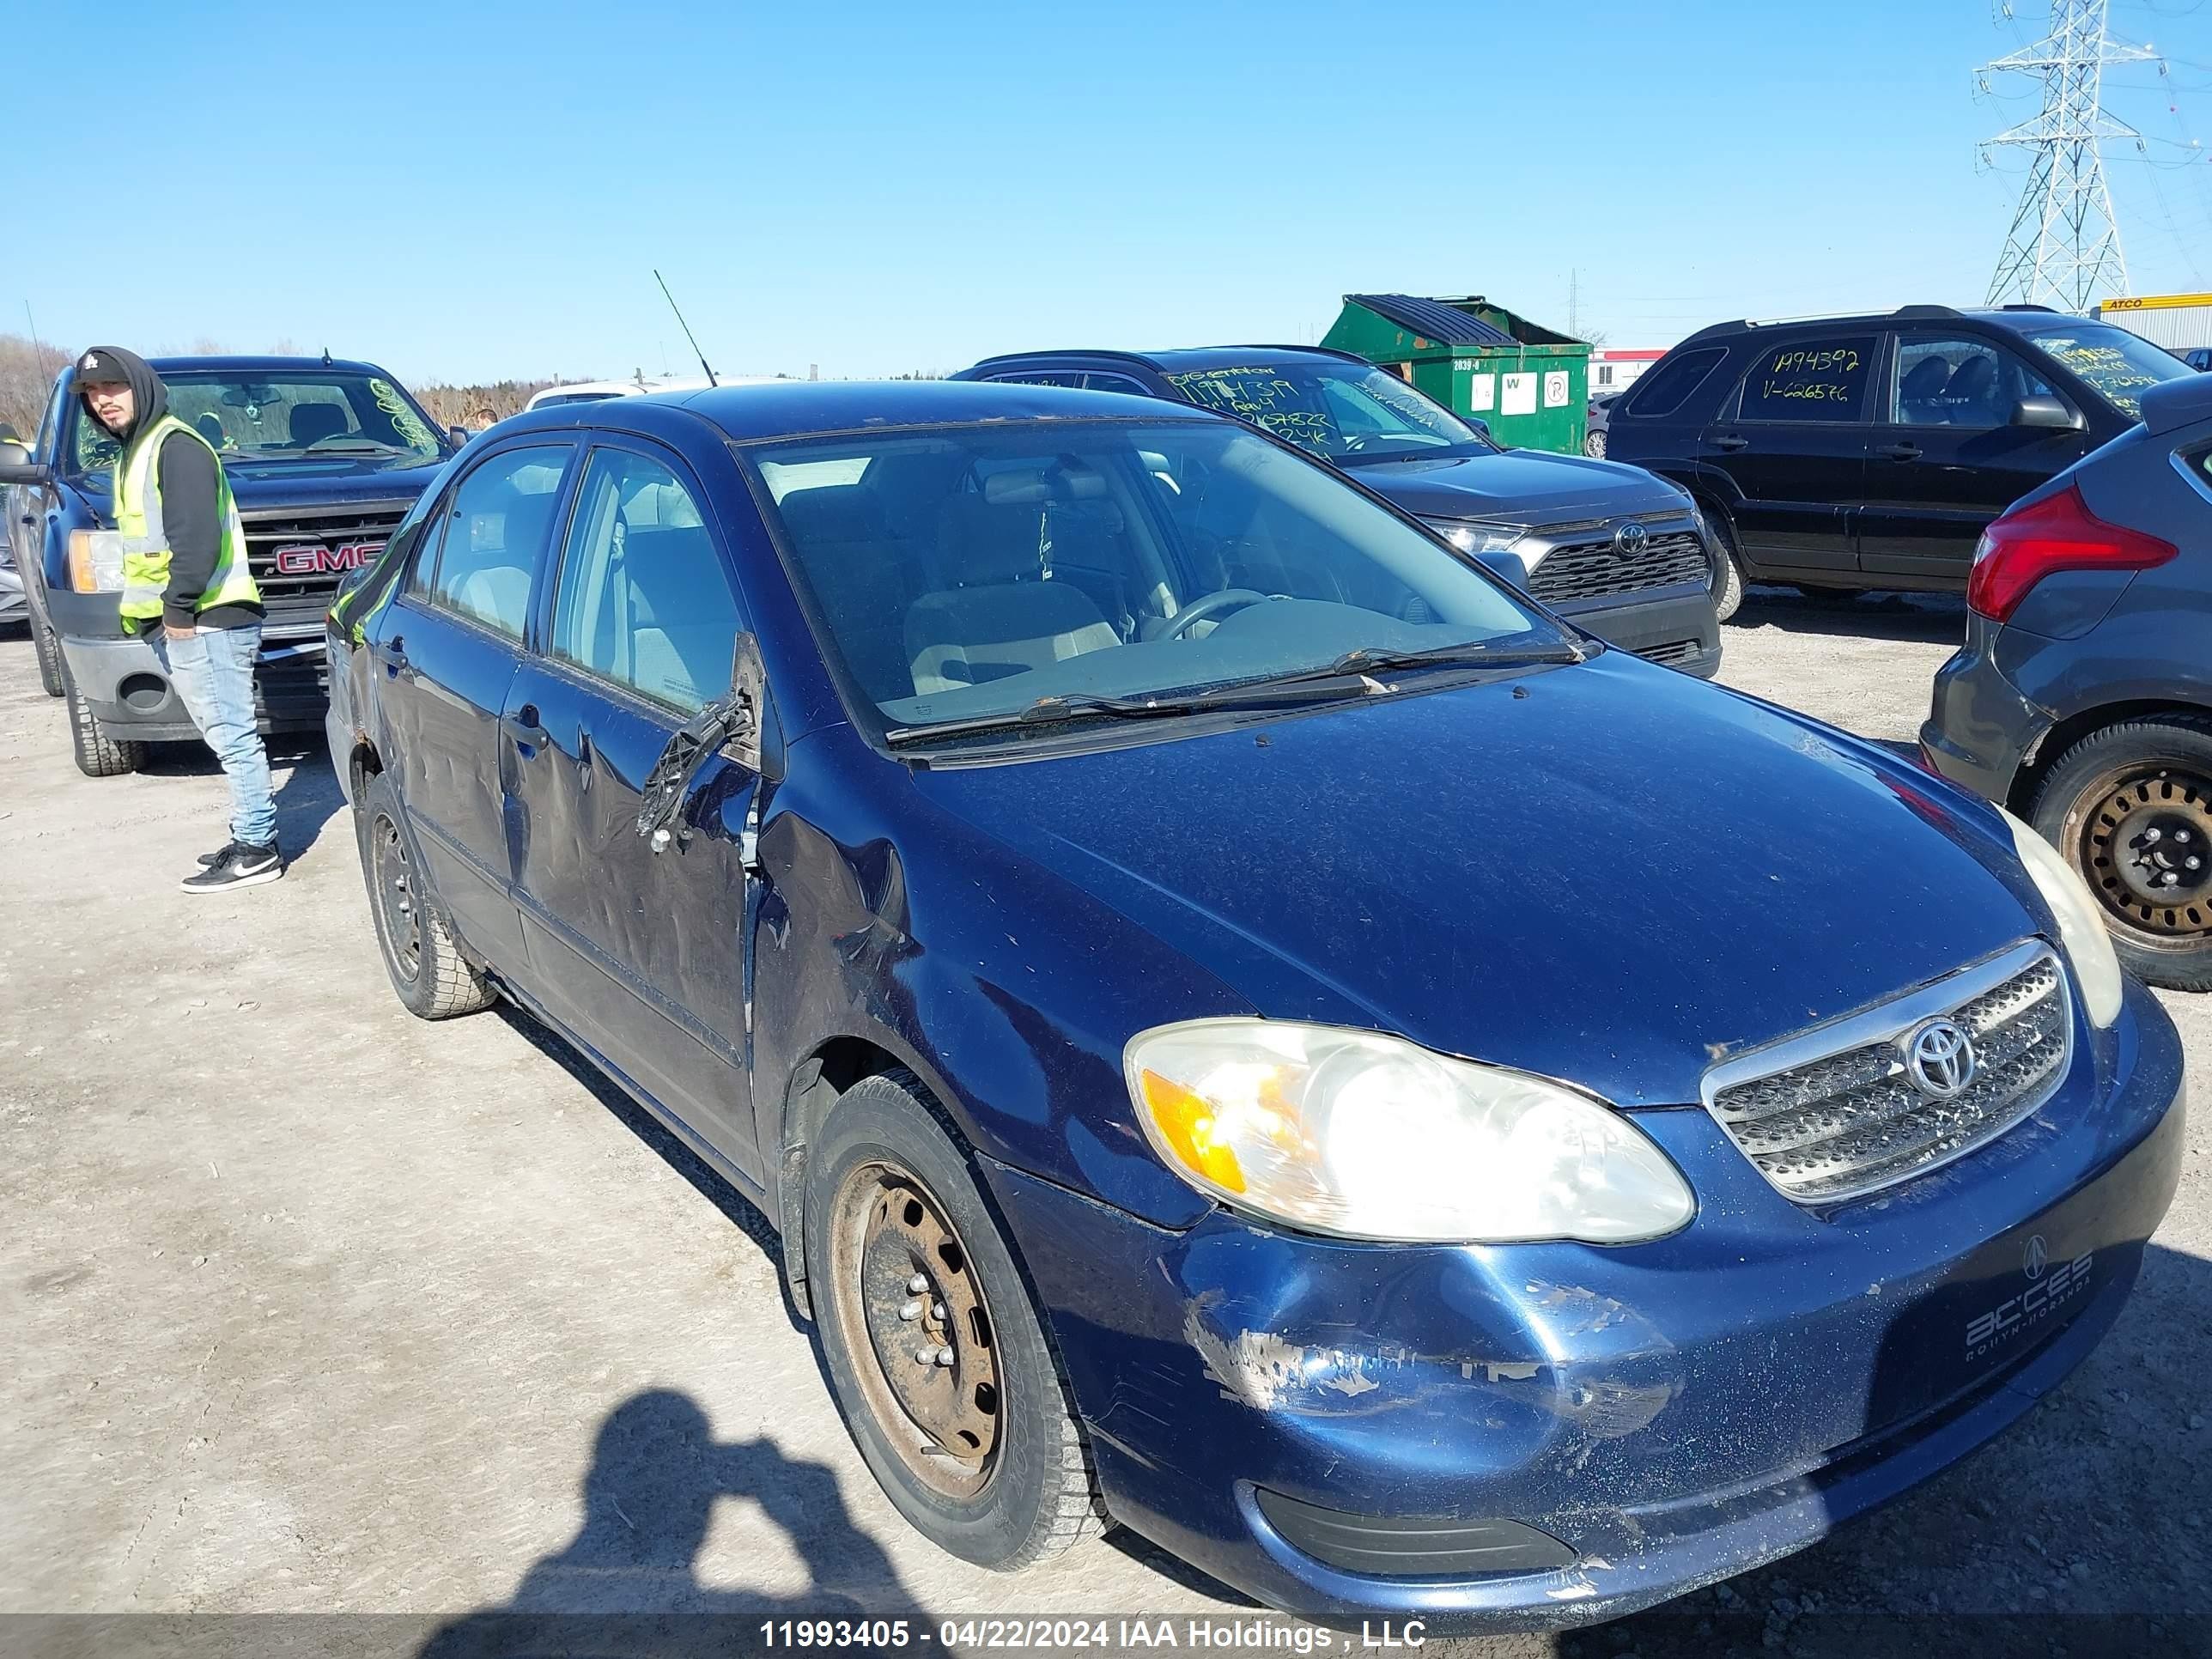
xmin=1704 ymin=945 xmax=2069 ymax=1203
xmin=240 ymin=500 xmax=412 ymax=626
xmin=1526 ymin=528 xmax=1711 ymax=605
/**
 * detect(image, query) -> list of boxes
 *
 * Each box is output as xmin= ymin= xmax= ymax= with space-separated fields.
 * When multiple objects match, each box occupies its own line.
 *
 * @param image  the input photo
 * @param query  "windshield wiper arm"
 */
xmin=1324 ymin=640 xmax=1586 ymax=675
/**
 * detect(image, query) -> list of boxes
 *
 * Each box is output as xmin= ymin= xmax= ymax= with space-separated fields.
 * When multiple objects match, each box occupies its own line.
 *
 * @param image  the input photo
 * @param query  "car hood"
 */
xmin=1346 ymin=448 xmax=1686 ymax=525
xmin=70 ymin=455 xmax=449 ymax=517
xmin=909 ymin=655 xmax=2045 ymax=1109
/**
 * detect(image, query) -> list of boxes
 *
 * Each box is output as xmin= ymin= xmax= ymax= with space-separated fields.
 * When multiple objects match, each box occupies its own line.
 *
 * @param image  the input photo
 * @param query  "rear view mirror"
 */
xmin=2012 ymin=396 xmax=2083 ymax=431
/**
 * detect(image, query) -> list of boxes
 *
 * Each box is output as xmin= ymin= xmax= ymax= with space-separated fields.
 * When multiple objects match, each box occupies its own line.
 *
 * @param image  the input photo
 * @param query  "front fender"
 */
xmin=747 ymin=726 xmax=1250 ymax=1235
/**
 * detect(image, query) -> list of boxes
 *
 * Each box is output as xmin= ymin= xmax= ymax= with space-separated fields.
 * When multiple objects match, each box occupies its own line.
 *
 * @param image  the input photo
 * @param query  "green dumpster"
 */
xmin=1321 ymin=294 xmax=1591 ymax=455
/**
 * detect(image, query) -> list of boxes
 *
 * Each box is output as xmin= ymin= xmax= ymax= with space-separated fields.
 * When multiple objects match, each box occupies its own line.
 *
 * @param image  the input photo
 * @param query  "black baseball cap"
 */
xmin=75 ymin=349 xmax=129 ymax=385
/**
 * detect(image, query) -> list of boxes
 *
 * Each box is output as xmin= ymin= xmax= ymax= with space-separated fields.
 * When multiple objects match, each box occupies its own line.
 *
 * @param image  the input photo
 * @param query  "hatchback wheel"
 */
xmin=804 ymin=1071 xmax=1106 ymax=1568
xmin=2033 ymin=714 xmax=2212 ymax=991
xmin=1583 ymin=429 xmax=1607 ymax=459
xmin=356 ymin=771 xmax=494 ymax=1018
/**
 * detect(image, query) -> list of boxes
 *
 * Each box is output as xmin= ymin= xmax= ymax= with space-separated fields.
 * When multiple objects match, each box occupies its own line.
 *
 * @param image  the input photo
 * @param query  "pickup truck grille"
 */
xmin=240 ymin=501 xmax=412 ymax=629
xmin=1704 ymin=946 xmax=2069 ymax=1204
xmin=1525 ymin=527 xmax=1710 ymax=605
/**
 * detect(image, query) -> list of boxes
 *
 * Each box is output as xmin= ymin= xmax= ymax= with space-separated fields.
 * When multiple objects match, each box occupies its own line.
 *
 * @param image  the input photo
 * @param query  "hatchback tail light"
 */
xmin=1966 ymin=484 xmax=2177 ymax=623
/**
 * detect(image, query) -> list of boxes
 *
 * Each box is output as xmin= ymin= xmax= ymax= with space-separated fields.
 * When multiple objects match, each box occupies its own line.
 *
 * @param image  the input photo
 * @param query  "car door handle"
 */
xmin=1878 ymin=442 xmax=1923 ymax=462
xmin=383 ymin=635 xmax=415 ymax=682
xmin=502 ymin=704 xmax=547 ymax=748
xmin=1713 ymin=434 xmax=1750 ymax=452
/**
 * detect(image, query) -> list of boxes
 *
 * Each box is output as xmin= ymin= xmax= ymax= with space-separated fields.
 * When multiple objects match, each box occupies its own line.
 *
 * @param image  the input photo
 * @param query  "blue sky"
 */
xmin=12 ymin=1 xmax=2212 ymax=384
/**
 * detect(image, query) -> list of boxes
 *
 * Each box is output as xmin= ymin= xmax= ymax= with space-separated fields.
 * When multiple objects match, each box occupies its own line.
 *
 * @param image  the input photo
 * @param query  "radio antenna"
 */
xmin=653 ymin=270 xmax=717 ymax=387
xmin=23 ymin=301 xmax=53 ymax=380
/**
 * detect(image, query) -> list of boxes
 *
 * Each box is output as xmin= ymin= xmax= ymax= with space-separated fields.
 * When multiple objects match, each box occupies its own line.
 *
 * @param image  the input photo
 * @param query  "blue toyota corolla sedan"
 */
xmin=324 ymin=381 xmax=2184 ymax=1631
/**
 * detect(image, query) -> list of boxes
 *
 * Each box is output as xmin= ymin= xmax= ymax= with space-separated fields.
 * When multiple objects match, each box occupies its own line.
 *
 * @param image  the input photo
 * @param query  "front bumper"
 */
xmin=57 ymin=630 xmax=331 ymax=738
xmin=987 ymin=978 xmax=2183 ymax=1632
xmin=1555 ymin=581 xmax=1721 ymax=679
xmin=1920 ymin=615 xmax=2051 ymax=807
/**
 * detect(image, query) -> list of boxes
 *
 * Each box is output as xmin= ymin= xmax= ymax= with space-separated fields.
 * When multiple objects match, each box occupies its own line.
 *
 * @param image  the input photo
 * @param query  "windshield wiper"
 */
xmin=883 ymin=642 xmax=1581 ymax=747
xmin=883 ymin=677 xmax=1394 ymax=746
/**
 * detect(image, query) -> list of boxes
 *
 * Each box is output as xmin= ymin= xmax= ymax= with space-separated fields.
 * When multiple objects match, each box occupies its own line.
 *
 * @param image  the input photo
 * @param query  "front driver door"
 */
xmin=1857 ymin=333 xmax=2093 ymax=582
xmin=502 ymin=441 xmax=764 ymax=1176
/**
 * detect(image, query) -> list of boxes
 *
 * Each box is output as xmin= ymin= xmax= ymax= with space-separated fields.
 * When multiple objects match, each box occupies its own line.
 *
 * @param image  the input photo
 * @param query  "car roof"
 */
xmin=1676 ymin=305 xmax=2095 ymax=346
xmin=493 ymin=380 xmax=1218 ymax=446
xmin=968 ymin=344 xmax=1370 ymax=376
xmin=144 ymin=355 xmax=390 ymax=376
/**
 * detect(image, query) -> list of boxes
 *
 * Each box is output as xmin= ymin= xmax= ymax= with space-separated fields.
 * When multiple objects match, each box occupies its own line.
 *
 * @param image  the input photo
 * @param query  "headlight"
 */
xmin=67 ymin=529 xmax=125 ymax=594
xmin=1124 ymin=1019 xmax=1694 ymax=1243
xmin=1431 ymin=520 xmax=1528 ymax=557
xmin=2002 ymin=808 xmax=2124 ymax=1029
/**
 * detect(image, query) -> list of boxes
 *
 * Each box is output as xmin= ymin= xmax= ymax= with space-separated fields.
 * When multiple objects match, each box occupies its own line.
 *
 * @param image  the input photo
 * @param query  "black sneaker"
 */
xmin=181 ymin=841 xmax=283 ymax=892
xmin=196 ymin=840 xmax=241 ymax=868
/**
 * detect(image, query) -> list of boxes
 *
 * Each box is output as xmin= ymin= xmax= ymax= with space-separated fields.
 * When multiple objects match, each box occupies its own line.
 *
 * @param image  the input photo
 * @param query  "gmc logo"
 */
xmin=272 ymin=540 xmax=384 ymax=576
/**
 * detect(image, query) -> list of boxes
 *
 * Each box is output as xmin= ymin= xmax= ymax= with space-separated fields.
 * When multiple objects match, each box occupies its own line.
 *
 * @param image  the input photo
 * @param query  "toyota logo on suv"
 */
xmin=1613 ymin=521 xmax=1649 ymax=556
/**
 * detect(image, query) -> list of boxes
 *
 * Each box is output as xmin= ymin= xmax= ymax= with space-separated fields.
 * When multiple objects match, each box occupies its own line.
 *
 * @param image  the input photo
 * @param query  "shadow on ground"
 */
xmin=1731 ymin=586 xmax=1968 ymax=647
xmin=416 ymin=1389 xmax=933 ymax=1656
xmin=136 ymin=737 xmax=346 ymax=863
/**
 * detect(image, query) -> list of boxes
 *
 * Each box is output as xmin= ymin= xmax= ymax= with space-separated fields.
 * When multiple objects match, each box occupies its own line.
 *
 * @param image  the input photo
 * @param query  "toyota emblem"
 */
xmin=1904 ymin=1018 xmax=1977 ymax=1100
xmin=1613 ymin=521 xmax=1649 ymax=556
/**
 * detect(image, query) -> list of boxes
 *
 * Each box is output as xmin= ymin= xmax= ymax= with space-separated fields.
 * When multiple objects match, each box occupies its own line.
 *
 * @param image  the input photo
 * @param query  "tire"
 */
xmin=2030 ymin=714 xmax=2212 ymax=992
xmin=33 ymin=617 xmax=63 ymax=697
xmin=1704 ymin=506 xmax=1747 ymax=623
xmin=59 ymin=657 xmax=145 ymax=776
xmin=356 ymin=771 xmax=495 ymax=1018
xmin=804 ymin=1071 xmax=1107 ymax=1570
xmin=1583 ymin=429 xmax=1607 ymax=459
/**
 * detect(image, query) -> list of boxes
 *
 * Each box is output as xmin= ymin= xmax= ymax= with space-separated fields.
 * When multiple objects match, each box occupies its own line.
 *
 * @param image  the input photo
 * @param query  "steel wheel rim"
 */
xmin=2073 ymin=763 xmax=2212 ymax=944
xmin=371 ymin=811 xmax=423 ymax=981
xmin=828 ymin=1158 xmax=1001 ymax=1499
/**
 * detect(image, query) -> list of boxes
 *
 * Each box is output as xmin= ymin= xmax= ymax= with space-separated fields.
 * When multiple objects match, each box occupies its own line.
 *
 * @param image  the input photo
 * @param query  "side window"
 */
xmin=550 ymin=448 xmax=739 ymax=714
xmin=423 ymin=445 xmax=571 ymax=638
xmin=1622 ymin=346 xmax=1727 ymax=418
xmin=1083 ymin=373 xmax=1154 ymax=396
xmin=1890 ymin=336 xmax=2054 ymax=428
xmin=37 ymin=380 xmax=67 ymax=455
xmin=1735 ymin=335 xmax=1876 ymax=423
xmin=988 ymin=371 xmax=1082 ymax=388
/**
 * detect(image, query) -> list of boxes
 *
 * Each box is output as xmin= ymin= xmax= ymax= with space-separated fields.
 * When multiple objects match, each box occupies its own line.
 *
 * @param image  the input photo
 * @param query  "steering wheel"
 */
xmin=1159 ymin=588 xmax=1271 ymax=640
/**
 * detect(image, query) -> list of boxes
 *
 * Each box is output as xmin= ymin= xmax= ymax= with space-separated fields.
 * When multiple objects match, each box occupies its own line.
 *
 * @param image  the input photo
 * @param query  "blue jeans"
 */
xmin=150 ymin=624 xmax=277 ymax=848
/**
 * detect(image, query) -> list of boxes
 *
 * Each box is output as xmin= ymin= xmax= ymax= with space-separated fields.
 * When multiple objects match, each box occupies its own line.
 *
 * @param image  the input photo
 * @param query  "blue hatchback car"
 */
xmin=325 ymin=381 xmax=2184 ymax=1631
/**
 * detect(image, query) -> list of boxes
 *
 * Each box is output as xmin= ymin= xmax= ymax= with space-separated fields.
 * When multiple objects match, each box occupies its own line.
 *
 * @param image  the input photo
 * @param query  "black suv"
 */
xmin=1606 ymin=305 xmax=2197 ymax=617
xmin=952 ymin=346 xmax=1722 ymax=677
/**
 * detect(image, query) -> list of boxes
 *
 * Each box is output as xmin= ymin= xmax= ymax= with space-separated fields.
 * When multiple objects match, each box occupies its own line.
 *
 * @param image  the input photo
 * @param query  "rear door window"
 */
xmin=422 ymin=445 xmax=572 ymax=639
xmin=1735 ymin=336 xmax=1876 ymax=423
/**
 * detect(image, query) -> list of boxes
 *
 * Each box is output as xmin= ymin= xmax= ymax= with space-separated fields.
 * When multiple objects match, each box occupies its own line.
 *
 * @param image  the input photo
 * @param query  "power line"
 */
xmin=1982 ymin=0 xmax=2157 ymax=307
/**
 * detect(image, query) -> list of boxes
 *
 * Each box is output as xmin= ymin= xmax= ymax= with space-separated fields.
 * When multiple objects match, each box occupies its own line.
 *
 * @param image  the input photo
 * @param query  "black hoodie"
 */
xmin=76 ymin=345 xmax=262 ymax=632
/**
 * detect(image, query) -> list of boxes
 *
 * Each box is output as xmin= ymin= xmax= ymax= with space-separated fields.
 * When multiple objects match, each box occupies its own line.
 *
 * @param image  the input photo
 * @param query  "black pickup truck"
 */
xmin=0 ymin=355 xmax=459 ymax=775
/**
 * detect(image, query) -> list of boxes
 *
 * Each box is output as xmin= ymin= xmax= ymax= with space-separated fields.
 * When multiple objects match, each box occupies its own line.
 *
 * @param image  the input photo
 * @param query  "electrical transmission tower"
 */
xmin=1981 ymin=0 xmax=2155 ymax=310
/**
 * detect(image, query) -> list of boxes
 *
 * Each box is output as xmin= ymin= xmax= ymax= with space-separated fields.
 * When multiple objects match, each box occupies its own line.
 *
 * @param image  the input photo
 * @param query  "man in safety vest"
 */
xmin=76 ymin=347 xmax=282 ymax=890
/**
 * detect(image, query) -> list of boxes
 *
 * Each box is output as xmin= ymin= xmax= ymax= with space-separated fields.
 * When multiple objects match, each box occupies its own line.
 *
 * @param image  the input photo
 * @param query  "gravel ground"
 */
xmin=1 ymin=593 xmax=2206 ymax=1659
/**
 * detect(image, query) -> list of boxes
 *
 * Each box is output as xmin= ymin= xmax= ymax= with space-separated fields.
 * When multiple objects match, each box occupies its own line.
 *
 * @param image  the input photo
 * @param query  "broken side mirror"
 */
xmin=635 ymin=632 xmax=776 ymax=853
